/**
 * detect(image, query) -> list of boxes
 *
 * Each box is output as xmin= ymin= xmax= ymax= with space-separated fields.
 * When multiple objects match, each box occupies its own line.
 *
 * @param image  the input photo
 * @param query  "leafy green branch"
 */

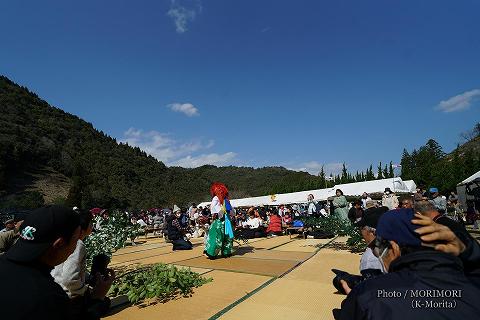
xmin=84 ymin=210 xmax=142 ymax=266
xmin=109 ymin=264 xmax=212 ymax=305
xmin=300 ymin=215 xmax=366 ymax=252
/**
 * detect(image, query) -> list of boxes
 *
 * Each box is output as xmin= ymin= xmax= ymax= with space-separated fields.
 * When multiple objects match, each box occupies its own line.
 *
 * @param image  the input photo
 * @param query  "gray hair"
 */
xmin=362 ymin=226 xmax=376 ymax=233
xmin=414 ymin=200 xmax=436 ymax=214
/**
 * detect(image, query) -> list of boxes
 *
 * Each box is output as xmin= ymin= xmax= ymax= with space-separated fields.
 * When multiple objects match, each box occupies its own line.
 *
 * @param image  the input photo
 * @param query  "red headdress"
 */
xmin=210 ymin=182 xmax=229 ymax=204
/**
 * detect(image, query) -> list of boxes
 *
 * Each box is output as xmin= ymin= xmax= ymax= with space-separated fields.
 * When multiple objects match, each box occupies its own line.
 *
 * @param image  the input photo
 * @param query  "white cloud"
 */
xmin=436 ymin=89 xmax=480 ymax=113
xmin=122 ymin=128 xmax=236 ymax=167
xmin=171 ymin=152 xmax=237 ymax=168
xmin=167 ymin=0 xmax=201 ymax=34
xmin=167 ymin=102 xmax=199 ymax=117
xmin=287 ymin=161 xmax=344 ymax=175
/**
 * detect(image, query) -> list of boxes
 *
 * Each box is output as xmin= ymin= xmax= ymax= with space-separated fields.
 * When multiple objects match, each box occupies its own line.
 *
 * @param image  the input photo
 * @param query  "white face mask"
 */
xmin=378 ymin=247 xmax=389 ymax=273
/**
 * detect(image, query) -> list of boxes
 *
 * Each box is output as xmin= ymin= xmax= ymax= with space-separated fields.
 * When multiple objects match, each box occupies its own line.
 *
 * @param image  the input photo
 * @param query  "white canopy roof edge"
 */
xmin=458 ymin=170 xmax=480 ymax=186
xmin=197 ymin=177 xmax=413 ymax=208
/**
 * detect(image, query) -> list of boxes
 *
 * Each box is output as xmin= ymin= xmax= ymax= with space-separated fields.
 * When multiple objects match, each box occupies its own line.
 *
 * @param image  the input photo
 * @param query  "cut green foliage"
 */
xmin=109 ymin=264 xmax=212 ymax=305
xmin=84 ymin=210 xmax=141 ymax=266
xmin=300 ymin=215 xmax=366 ymax=252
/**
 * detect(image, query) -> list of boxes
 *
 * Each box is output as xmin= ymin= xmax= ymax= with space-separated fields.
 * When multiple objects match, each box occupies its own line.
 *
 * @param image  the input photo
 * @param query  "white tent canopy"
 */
xmin=458 ymin=171 xmax=480 ymax=186
xmin=331 ymin=178 xmax=411 ymax=197
xmin=403 ymin=180 xmax=417 ymax=193
xmin=198 ymin=177 xmax=413 ymax=208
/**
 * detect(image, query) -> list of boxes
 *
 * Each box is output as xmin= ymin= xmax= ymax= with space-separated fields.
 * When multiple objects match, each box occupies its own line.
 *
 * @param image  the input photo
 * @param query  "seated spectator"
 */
xmin=266 ymin=209 xmax=283 ymax=237
xmin=52 ymin=209 xmax=113 ymax=319
xmin=0 ymin=212 xmax=27 ymax=254
xmin=0 ymin=214 xmax=15 ymax=233
xmin=0 ymin=206 xmax=84 ymax=320
xmin=242 ymin=212 xmax=261 ymax=229
xmin=429 ymin=187 xmax=447 ymax=214
xmin=337 ymin=208 xmax=480 ymax=320
xmin=136 ymin=217 xmax=148 ymax=228
xmin=319 ymin=204 xmax=329 ymax=217
xmin=348 ymin=200 xmax=364 ymax=224
xmin=399 ymin=197 xmax=413 ymax=209
xmin=413 ymin=187 xmax=423 ymax=202
xmin=361 ymin=192 xmax=372 ymax=210
xmin=363 ymin=200 xmax=388 ymax=217
xmin=237 ymin=212 xmax=266 ymax=239
xmin=152 ymin=211 xmax=165 ymax=236
xmin=465 ymin=201 xmax=479 ymax=227
xmin=166 ymin=208 xmax=193 ymax=251
xmin=355 ymin=211 xmax=385 ymax=275
xmin=381 ymin=188 xmax=399 ymax=210
xmin=414 ymin=200 xmax=480 ymax=274
xmin=282 ymin=212 xmax=293 ymax=226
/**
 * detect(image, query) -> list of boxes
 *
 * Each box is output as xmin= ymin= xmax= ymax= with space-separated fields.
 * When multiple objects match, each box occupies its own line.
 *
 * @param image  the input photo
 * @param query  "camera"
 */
xmin=331 ymin=269 xmax=363 ymax=295
xmin=88 ymin=253 xmax=111 ymax=285
xmin=331 ymin=268 xmax=384 ymax=295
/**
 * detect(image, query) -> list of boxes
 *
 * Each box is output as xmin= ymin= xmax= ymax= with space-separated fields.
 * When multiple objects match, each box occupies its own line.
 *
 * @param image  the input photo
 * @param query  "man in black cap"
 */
xmin=331 ymin=209 xmax=385 ymax=300
xmin=355 ymin=209 xmax=386 ymax=276
xmin=0 ymin=206 xmax=81 ymax=320
xmin=337 ymin=208 xmax=480 ymax=320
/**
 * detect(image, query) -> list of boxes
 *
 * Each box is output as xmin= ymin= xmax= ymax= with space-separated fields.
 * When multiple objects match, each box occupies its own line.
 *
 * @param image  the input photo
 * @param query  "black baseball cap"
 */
xmin=6 ymin=206 xmax=80 ymax=262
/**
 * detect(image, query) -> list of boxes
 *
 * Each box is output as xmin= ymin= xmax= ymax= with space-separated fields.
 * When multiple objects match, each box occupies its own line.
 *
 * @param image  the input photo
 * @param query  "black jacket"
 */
xmin=435 ymin=215 xmax=480 ymax=275
xmin=0 ymin=256 xmax=70 ymax=320
xmin=339 ymin=250 xmax=480 ymax=320
xmin=166 ymin=216 xmax=182 ymax=241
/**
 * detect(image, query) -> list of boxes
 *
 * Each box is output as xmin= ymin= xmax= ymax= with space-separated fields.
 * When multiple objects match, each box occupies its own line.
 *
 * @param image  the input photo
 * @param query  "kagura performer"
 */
xmin=204 ymin=182 xmax=234 ymax=259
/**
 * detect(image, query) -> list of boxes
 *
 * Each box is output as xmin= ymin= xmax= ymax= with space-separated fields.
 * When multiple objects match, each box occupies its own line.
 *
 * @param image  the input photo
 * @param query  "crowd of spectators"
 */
xmin=0 ymin=185 xmax=479 ymax=319
xmin=331 ymin=187 xmax=480 ymax=319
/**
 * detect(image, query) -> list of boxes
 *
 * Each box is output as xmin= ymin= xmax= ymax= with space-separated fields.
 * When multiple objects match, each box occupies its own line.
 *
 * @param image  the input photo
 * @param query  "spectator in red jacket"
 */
xmin=266 ymin=208 xmax=283 ymax=236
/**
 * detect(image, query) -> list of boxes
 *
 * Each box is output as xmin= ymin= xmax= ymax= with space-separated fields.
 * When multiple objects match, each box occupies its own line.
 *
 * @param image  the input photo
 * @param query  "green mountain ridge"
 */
xmin=1 ymin=76 xmax=478 ymax=210
xmin=0 ymin=76 xmax=321 ymax=209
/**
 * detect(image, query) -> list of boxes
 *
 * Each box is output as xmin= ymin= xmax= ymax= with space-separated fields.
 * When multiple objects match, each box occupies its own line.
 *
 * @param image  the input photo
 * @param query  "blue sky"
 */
xmin=1 ymin=0 xmax=479 ymax=175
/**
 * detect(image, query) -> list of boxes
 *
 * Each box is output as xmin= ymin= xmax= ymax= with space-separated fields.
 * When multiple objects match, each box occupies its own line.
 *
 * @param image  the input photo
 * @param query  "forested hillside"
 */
xmin=1 ymin=75 xmax=478 ymax=210
xmin=0 ymin=76 xmax=321 ymax=209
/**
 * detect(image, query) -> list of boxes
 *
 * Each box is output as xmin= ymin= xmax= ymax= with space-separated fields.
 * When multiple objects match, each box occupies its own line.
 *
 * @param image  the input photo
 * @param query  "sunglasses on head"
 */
xmin=370 ymin=236 xmax=391 ymax=258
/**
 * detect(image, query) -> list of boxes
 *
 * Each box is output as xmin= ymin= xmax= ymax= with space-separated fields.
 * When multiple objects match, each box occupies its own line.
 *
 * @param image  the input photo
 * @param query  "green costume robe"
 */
xmin=333 ymin=195 xmax=349 ymax=220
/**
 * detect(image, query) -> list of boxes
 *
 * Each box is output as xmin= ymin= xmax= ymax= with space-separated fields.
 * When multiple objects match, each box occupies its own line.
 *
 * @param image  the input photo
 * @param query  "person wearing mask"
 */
xmin=381 ymin=187 xmax=399 ymax=210
xmin=333 ymin=189 xmax=349 ymax=220
xmin=167 ymin=206 xmax=193 ymax=251
xmin=355 ymin=211 xmax=386 ymax=275
xmin=337 ymin=208 xmax=480 ymax=320
xmin=360 ymin=193 xmax=372 ymax=210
